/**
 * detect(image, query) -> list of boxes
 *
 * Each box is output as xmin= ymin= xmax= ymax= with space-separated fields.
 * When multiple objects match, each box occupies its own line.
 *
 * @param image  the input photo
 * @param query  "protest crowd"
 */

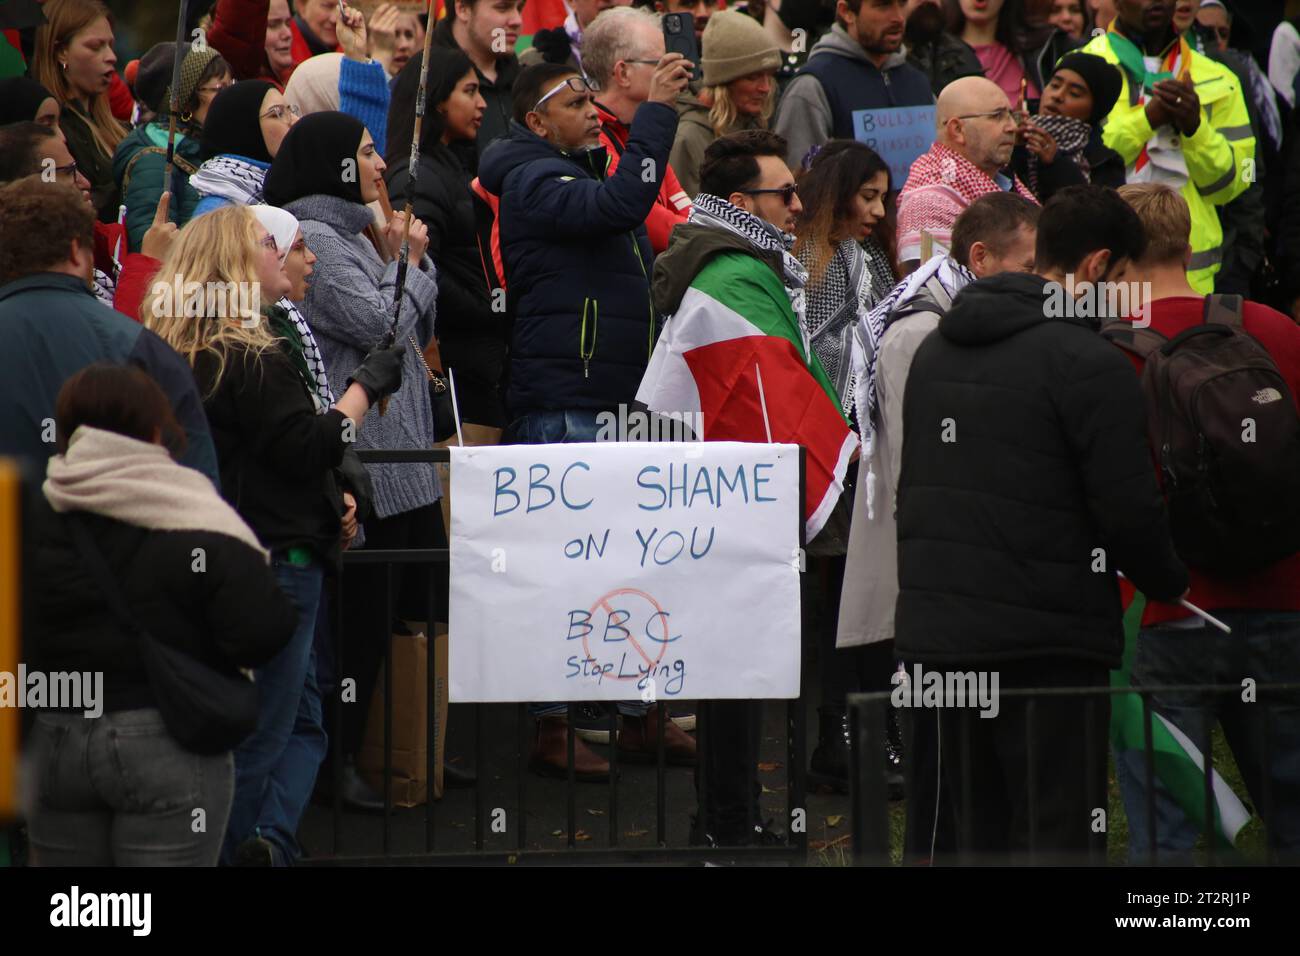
xmin=2 ymin=0 xmax=1300 ymax=867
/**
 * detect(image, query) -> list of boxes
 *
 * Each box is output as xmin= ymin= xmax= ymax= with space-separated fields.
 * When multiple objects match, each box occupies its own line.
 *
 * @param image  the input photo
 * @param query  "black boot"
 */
xmin=809 ymin=706 xmax=850 ymax=790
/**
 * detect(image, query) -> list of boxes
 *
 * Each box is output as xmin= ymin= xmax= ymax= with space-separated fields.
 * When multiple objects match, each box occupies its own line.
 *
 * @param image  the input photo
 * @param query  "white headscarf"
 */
xmin=248 ymin=204 xmax=300 ymax=265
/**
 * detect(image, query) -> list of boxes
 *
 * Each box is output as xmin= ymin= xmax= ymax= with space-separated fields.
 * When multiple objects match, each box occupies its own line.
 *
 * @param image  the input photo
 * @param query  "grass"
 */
xmin=812 ymin=727 xmax=1269 ymax=866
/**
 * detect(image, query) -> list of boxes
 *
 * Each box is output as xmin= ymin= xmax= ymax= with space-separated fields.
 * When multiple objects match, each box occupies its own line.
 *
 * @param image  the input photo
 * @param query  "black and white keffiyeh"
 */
xmin=280 ymin=297 xmax=336 ymax=412
xmin=848 ymin=253 xmax=975 ymax=517
xmin=190 ymin=154 xmax=268 ymax=206
xmin=1026 ymin=113 xmax=1092 ymax=196
xmin=689 ymin=192 xmax=808 ymax=312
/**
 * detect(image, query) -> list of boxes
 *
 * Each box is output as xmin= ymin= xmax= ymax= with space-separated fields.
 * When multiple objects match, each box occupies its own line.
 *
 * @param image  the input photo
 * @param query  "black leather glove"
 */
xmin=348 ymin=343 xmax=405 ymax=404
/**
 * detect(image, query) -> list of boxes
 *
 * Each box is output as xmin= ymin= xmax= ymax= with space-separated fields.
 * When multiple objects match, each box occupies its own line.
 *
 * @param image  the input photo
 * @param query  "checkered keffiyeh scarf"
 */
xmin=279 ymin=297 xmax=336 ymax=412
xmin=190 ymin=154 xmax=267 ymax=206
xmin=848 ymin=253 xmax=975 ymax=518
xmin=689 ymin=192 xmax=809 ymax=326
xmin=897 ymin=142 xmax=1038 ymax=258
xmin=1025 ymin=113 xmax=1092 ymax=196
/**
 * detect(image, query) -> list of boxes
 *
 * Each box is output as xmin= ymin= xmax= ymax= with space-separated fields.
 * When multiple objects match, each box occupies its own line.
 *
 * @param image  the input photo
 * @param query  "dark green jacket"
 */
xmin=112 ymin=123 xmax=203 ymax=254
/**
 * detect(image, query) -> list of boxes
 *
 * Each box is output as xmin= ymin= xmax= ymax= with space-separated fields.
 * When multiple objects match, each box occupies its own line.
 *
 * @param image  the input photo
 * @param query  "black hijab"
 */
xmin=200 ymin=80 xmax=277 ymax=162
xmin=263 ymin=110 xmax=368 ymax=206
xmin=0 ymin=78 xmax=56 ymax=126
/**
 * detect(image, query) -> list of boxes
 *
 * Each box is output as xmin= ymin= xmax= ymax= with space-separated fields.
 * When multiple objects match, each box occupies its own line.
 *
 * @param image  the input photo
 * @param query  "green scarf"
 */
xmin=267 ymin=305 xmax=315 ymax=396
xmin=1106 ymin=21 xmax=1191 ymax=94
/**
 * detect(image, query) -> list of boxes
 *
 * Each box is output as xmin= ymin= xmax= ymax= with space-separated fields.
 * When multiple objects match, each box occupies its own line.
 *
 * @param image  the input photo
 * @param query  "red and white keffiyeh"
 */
xmin=896 ymin=141 xmax=1038 ymax=261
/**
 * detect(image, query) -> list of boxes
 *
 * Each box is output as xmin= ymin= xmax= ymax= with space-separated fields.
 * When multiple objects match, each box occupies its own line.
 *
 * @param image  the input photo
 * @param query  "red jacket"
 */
xmin=595 ymin=102 xmax=691 ymax=254
xmin=208 ymin=0 xmax=289 ymax=86
xmin=289 ymin=17 xmax=342 ymax=72
xmin=1115 ymin=296 xmax=1300 ymax=624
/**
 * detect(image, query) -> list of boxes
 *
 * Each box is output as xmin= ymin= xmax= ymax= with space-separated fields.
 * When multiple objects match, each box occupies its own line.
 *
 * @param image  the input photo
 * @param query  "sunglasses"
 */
xmin=741 ymin=184 xmax=798 ymax=205
xmin=532 ymin=76 xmax=601 ymax=113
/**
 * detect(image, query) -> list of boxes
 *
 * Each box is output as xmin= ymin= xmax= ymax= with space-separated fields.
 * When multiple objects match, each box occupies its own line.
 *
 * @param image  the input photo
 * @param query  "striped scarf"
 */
xmin=1107 ymin=24 xmax=1192 ymax=175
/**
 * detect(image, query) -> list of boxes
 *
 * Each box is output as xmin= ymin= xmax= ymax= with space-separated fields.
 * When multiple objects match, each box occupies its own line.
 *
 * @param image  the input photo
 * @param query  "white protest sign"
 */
xmin=449 ymin=442 xmax=802 ymax=702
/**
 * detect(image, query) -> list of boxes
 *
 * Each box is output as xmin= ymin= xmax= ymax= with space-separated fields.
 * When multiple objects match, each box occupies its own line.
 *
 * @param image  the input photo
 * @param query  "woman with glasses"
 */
xmin=144 ymin=205 xmax=406 ymax=865
xmin=31 ymin=0 xmax=128 ymax=223
xmin=113 ymin=43 xmax=231 ymax=254
xmin=190 ymin=80 xmax=300 ymax=217
xmin=263 ymin=112 xmax=443 ymax=804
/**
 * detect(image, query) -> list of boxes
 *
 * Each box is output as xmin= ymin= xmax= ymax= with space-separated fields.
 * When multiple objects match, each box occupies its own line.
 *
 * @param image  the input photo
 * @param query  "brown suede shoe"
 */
xmin=617 ymin=708 xmax=698 ymax=765
xmin=529 ymin=716 xmax=611 ymax=782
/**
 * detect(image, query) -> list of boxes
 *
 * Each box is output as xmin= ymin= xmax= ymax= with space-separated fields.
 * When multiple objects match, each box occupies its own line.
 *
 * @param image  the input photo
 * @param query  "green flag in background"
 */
xmin=1110 ymin=591 xmax=1249 ymax=849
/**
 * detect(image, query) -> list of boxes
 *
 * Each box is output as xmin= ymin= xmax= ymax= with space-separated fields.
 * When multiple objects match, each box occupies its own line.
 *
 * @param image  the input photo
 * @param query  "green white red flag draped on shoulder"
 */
xmin=636 ymin=250 xmax=858 ymax=541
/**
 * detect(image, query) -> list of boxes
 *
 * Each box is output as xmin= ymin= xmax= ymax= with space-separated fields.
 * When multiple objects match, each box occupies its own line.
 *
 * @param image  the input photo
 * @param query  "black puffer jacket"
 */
xmin=28 ymin=504 xmax=296 ymax=713
xmin=895 ymin=271 xmax=1188 ymax=668
xmin=387 ymin=143 xmax=507 ymax=426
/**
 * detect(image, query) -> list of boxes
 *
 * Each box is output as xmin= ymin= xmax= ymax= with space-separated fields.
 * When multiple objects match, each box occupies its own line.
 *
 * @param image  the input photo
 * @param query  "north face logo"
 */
xmin=1252 ymin=387 xmax=1283 ymax=405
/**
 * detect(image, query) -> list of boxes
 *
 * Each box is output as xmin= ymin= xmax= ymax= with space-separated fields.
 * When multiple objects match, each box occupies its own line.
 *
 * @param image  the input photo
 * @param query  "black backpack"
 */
xmin=1101 ymin=295 xmax=1300 ymax=573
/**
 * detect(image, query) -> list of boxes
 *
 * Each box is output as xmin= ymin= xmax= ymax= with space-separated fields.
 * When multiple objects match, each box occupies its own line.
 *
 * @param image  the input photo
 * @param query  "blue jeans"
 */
xmin=1115 ymin=610 xmax=1300 ymax=862
xmin=508 ymin=409 xmax=649 ymax=718
xmin=221 ymin=559 xmax=327 ymax=865
xmin=27 ymin=709 xmax=233 ymax=866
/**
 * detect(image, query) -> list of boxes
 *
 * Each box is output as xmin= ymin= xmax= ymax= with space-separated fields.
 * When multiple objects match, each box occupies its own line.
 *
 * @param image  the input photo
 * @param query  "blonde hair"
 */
xmin=1118 ymin=182 xmax=1192 ymax=265
xmin=706 ymin=81 xmax=775 ymax=138
xmin=143 ymin=206 xmax=280 ymax=395
xmin=33 ymin=0 xmax=126 ymax=160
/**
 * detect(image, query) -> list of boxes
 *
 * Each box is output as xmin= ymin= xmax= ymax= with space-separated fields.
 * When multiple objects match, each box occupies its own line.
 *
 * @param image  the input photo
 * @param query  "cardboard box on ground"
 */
xmin=358 ymin=621 xmax=449 ymax=805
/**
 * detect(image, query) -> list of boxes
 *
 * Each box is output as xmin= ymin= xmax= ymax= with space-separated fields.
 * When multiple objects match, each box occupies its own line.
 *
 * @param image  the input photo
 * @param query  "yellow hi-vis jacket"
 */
xmin=1082 ymin=33 xmax=1255 ymax=293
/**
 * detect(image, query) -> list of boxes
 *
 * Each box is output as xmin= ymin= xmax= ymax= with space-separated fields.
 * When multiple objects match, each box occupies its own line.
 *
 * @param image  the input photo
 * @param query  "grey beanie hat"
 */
xmin=701 ymin=10 xmax=781 ymax=87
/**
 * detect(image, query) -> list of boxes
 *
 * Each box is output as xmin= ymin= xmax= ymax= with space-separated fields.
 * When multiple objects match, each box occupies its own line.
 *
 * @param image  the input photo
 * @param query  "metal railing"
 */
xmin=847 ymin=681 xmax=1300 ymax=866
xmin=314 ymin=448 xmax=809 ymax=865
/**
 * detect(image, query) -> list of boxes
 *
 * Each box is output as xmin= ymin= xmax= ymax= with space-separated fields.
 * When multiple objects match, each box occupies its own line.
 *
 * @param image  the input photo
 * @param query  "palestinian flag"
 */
xmin=1111 ymin=592 xmax=1250 ymax=848
xmin=636 ymin=252 xmax=858 ymax=541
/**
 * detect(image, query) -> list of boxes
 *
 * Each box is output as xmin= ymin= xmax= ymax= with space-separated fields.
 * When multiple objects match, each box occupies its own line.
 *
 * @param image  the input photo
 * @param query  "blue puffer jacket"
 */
xmin=478 ymin=102 xmax=678 ymax=421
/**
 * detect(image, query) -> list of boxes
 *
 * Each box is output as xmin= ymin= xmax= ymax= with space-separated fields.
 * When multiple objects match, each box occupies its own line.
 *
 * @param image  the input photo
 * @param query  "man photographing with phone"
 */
xmin=582 ymin=7 xmax=695 ymax=253
xmin=479 ymin=53 xmax=695 ymax=774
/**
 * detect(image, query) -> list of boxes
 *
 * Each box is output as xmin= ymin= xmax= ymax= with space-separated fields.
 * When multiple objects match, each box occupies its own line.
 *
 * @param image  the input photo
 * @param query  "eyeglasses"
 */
xmin=532 ymin=76 xmax=601 ymax=113
xmin=260 ymin=103 xmax=302 ymax=122
xmin=624 ymin=58 xmax=660 ymax=66
xmin=741 ymin=184 xmax=798 ymax=205
xmin=53 ymin=160 xmax=78 ymax=179
xmin=954 ymin=107 xmax=1028 ymax=125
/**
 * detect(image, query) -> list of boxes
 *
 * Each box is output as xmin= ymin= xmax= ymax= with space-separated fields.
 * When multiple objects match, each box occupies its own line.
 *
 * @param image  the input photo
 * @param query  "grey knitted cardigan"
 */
xmin=285 ymin=193 xmax=440 ymax=519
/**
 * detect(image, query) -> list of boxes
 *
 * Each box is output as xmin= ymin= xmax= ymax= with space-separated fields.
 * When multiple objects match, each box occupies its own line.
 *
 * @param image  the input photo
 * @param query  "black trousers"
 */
xmin=905 ymin=658 xmax=1110 ymax=864
xmin=333 ymin=503 xmax=447 ymax=758
xmin=695 ymin=700 xmax=762 ymax=843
